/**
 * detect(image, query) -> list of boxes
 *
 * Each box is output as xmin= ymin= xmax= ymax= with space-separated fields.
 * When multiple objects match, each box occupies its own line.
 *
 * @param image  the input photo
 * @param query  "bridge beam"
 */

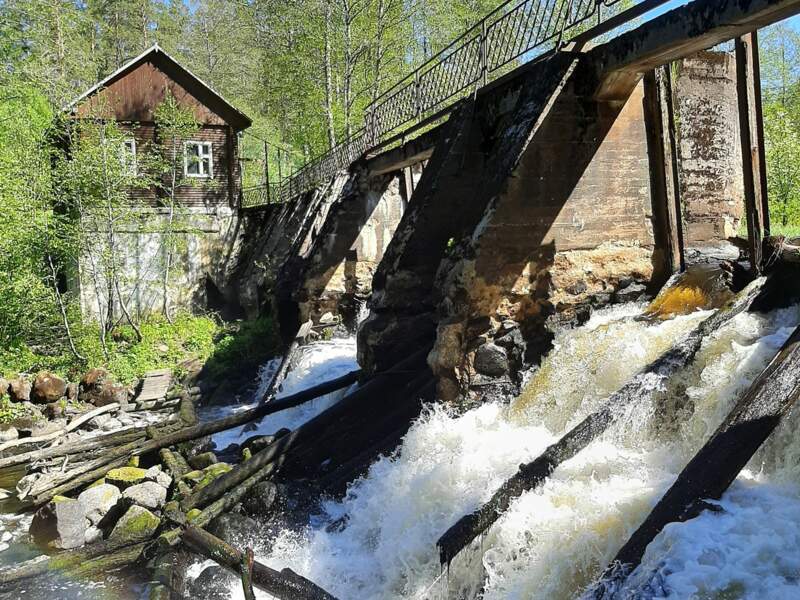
xmin=593 ymin=0 xmax=800 ymax=100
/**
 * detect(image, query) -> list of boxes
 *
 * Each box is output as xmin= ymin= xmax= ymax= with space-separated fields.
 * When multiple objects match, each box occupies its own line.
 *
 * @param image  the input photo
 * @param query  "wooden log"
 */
xmin=241 ymin=547 xmax=256 ymax=600
xmin=584 ymin=324 xmax=800 ymax=598
xmin=260 ymin=321 xmax=314 ymax=405
xmin=179 ymin=393 xmax=197 ymax=426
xmin=131 ymin=370 xmax=362 ymax=462
xmin=160 ymin=448 xmax=190 ymax=479
xmin=0 ymin=403 xmax=121 ymax=453
xmin=0 ymin=526 xmax=156 ymax=583
xmin=436 ymin=278 xmax=766 ymax=566
xmin=181 ymin=349 xmax=430 ymax=512
xmin=0 ymin=427 xmax=149 ymax=471
xmin=32 ymin=455 xmax=130 ymax=505
xmin=23 ymin=439 xmax=143 ymax=499
xmin=182 ymin=525 xmax=338 ymax=600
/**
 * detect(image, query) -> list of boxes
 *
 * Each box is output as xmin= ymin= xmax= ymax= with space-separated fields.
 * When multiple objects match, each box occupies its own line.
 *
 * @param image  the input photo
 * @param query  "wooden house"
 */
xmin=66 ymin=44 xmax=252 ymax=208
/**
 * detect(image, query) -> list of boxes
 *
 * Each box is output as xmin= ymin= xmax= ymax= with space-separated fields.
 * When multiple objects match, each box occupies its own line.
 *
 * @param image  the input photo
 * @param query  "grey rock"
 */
xmin=474 ymin=343 xmax=509 ymax=377
xmin=207 ymin=513 xmax=260 ymax=545
xmin=145 ymin=465 xmax=172 ymax=489
xmin=0 ymin=426 xmax=18 ymax=443
xmin=122 ymin=481 xmax=167 ymax=510
xmin=189 ymin=566 xmax=238 ymax=600
xmin=87 ymin=413 xmax=113 ymax=430
xmin=78 ymin=484 xmax=121 ymax=526
xmin=84 ymin=526 xmax=103 ymax=544
xmin=614 ymin=281 xmax=648 ymax=303
xmin=241 ymin=481 xmax=279 ymax=519
xmin=30 ymin=498 xmax=87 ymax=550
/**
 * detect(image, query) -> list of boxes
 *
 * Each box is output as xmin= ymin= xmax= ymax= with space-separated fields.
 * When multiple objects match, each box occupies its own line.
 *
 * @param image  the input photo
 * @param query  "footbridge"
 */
xmin=221 ymin=0 xmax=800 ymax=401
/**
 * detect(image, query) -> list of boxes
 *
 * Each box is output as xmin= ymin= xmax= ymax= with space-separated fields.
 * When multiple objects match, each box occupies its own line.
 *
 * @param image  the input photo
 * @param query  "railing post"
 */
xmin=414 ymin=69 xmax=422 ymax=121
xmin=264 ymin=141 xmax=270 ymax=204
xmin=480 ymin=19 xmax=488 ymax=87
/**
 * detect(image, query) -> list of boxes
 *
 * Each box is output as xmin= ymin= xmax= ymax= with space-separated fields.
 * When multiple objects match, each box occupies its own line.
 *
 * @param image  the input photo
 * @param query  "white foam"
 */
xmin=226 ymin=304 xmax=800 ymax=600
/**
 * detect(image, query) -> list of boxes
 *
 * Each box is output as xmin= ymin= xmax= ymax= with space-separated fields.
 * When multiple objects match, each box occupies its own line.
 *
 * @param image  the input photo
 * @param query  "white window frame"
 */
xmin=184 ymin=141 xmax=213 ymax=178
xmin=121 ymin=138 xmax=137 ymax=176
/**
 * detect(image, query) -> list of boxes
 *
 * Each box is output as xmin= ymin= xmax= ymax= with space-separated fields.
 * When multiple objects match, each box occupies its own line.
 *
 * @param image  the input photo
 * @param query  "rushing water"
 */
xmin=207 ymin=301 xmax=800 ymax=600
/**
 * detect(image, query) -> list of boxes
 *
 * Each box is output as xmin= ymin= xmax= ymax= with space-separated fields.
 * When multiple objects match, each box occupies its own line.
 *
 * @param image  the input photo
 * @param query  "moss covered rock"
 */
xmin=106 ymin=467 xmax=147 ymax=489
xmin=108 ymin=505 xmax=160 ymax=544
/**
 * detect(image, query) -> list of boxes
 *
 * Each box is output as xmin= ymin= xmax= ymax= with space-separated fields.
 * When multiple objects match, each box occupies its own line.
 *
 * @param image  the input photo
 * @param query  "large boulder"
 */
xmin=474 ymin=342 xmax=509 ymax=377
xmin=79 ymin=368 xmax=128 ymax=408
xmin=122 ymin=481 xmax=167 ymax=510
xmin=29 ymin=496 xmax=88 ymax=550
xmin=207 ymin=513 xmax=261 ymax=546
xmin=108 ymin=505 xmax=160 ymax=544
xmin=145 ymin=465 xmax=172 ymax=490
xmin=77 ymin=484 xmax=121 ymax=526
xmin=7 ymin=377 xmax=31 ymax=403
xmin=241 ymin=481 xmax=279 ymax=519
xmin=31 ymin=372 xmax=67 ymax=404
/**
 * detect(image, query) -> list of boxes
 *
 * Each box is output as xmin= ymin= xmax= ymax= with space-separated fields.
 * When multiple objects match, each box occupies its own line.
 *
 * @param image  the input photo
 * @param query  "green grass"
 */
xmin=0 ymin=312 xmax=280 ymax=386
xmin=770 ymin=223 xmax=800 ymax=240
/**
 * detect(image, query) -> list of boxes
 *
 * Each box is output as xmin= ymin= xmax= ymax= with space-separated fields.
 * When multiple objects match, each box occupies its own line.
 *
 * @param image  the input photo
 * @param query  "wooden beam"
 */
xmin=736 ymin=33 xmax=767 ymax=272
xmin=643 ymin=67 xmax=685 ymax=278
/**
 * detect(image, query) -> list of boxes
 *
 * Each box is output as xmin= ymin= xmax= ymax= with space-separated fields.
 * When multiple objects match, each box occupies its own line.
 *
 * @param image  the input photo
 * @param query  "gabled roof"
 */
xmin=66 ymin=44 xmax=252 ymax=131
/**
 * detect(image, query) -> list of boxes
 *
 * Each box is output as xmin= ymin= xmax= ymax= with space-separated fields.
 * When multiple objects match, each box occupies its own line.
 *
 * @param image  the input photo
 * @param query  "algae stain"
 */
xmin=644 ymin=264 xmax=733 ymax=319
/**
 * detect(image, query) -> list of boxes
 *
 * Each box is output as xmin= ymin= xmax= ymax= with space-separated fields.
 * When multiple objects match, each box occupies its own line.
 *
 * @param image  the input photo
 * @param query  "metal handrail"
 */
xmin=241 ymin=0 xmax=667 ymax=209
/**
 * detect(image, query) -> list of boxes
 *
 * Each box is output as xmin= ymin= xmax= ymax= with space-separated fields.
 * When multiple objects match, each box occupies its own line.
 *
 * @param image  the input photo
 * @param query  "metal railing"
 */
xmin=242 ymin=0 xmax=664 ymax=209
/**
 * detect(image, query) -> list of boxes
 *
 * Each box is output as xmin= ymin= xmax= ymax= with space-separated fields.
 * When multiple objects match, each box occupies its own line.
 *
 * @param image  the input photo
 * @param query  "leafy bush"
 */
xmin=204 ymin=316 xmax=282 ymax=379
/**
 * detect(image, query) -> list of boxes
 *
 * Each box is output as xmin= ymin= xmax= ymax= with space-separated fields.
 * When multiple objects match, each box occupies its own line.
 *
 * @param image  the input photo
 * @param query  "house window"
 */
xmin=184 ymin=141 xmax=213 ymax=178
xmin=121 ymin=138 xmax=137 ymax=176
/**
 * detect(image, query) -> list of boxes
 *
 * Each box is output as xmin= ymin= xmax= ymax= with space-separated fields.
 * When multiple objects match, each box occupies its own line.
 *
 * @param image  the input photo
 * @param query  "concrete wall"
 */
xmin=674 ymin=51 xmax=745 ymax=247
xmin=77 ymin=206 xmax=238 ymax=320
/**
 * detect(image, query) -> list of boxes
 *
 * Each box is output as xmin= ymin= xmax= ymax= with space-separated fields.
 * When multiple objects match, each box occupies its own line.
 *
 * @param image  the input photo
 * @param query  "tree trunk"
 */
xmin=323 ymin=0 xmax=337 ymax=149
xmin=584 ymin=324 xmax=800 ymax=598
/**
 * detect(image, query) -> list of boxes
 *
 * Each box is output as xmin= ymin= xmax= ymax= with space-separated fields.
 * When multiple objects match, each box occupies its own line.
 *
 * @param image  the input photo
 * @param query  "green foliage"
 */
xmin=0 ymin=312 xmax=221 ymax=384
xmin=204 ymin=317 xmax=282 ymax=379
xmin=0 ymin=396 xmax=32 ymax=425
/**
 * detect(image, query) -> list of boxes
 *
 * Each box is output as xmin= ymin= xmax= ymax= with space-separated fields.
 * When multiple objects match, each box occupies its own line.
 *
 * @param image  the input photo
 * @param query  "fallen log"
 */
xmin=182 ymin=524 xmax=338 ymax=600
xmin=181 ymin=349 xmax=430 ymax=512
xmin=132 ymin=369 xmax=362 ymax=462
xmin=160 ymin=448 xmax=190 ymax=479
xmin=32 ymin=455 xmax=131 ymax=505
xmin=241 ymin=547 xmax=256 ymax=600
xmin=23 ymin=439 xmax=143 ymax=500
xmin=436 ymin=277 xmax=766 ymax=566
xmin=584 ymin=324 xmax=800 ymax=599
xmin=0 ymin=402 xmax=121 ymax=453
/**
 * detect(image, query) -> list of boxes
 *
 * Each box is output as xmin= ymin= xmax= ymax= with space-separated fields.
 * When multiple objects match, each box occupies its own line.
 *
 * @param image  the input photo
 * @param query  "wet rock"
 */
xmin=566 ymin=280 xmax=588 ymax=296
xmin=145 ymin=465 xmax=172 ymax=489
xmin=86 ymin=413 xmax=113 ymax=431
xmin=241 ymin=435 xmax=275 ymax=454
xmin=614 ymin=281 xmax=648 ymax=303
xmin=78 ymin=483 xmax=121 ymax=526
xmin=188 ymin=565 xmax=238 ymax=600
xmin=241 ymin=481 xmax=278 ymax=519
xmin=207 ymin=513 xmax=260 ymax=545
xmin=474 ymin=343 xmax=508 ymax=377
xmin=123 ymin=481 xmax=167 ymax=510
xmin=108 ymin=505 xmax=160 ymax=544
xmin=106 ymin=467 xmax=148 ymax=490
xmin=31 ymin=372 xmax=67 ymax=404
xmin=188 ymin=452 xmax=217 ymax=470
xmin=30 ymin=496 xmax=88 ymax=550
xmin=7 ymin=377 xmax=31 ymax=403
